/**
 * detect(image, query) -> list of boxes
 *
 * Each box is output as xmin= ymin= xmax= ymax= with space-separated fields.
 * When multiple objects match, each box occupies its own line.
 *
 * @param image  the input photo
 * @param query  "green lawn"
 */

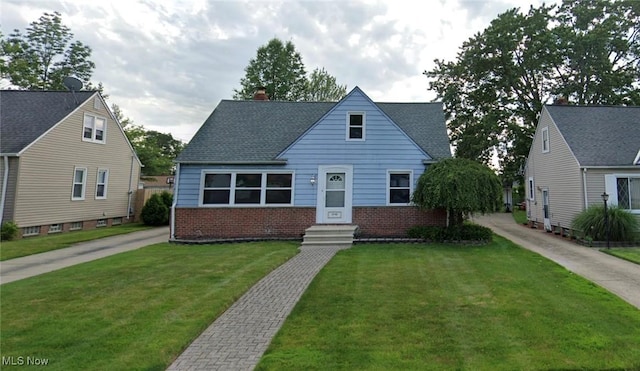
xmin=0 ymin=223 xmax=152 ymax=261
xmin=512 ymin=209 xmax=528 ymax=225
xmin=1 ymin=241 xmax=299 ymax=370
xmin=603 ymin=248 xmax=640 ymax=264
xmin=257 ymin=238 xmax=640 ymax=370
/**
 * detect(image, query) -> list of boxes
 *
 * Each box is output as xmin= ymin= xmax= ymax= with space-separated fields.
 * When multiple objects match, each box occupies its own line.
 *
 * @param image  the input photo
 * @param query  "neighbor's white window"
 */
xmin=201 ymin=172 xmax=293 ymax=206
xmin=49 ymin=224 xmax=63 ymax=233
xmin=616 ymin=177 xmax=640 ymax=211
xmin=541 ymin=127 xmax=549 ymax=153
xmin=387 ymin=171 xmax=413 ymax=205
xmin=23 ymin=226 xmax=40 ymax=236
xmin=72 ymin=167 xmax=87 ymax=200
xmin=95 ymin=169 xmax=109 ymax=199
xmin=70 ymin=221 xmax=83 ymax=230
xmin=347 ymin=112 xmax=365 ymax=140
xmin=528 ymin=177 xmax=535 ymax=201
xmin=83 ymin=114 xmax=106 ymax=143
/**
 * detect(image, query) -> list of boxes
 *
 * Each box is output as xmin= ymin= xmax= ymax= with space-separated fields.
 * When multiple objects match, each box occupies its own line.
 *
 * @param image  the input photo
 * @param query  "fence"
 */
xmin=134 ymin=188 xmax=174 ymax=222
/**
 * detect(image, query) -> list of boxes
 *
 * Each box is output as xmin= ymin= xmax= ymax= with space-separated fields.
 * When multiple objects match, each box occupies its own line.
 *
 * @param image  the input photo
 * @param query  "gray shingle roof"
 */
xmin=1 ymin=90 xmax=96 ymax=154
xmin=177 ymin=98 xmax=450 ymax=163
xmin=546 ymin=105 xmax=640 ymax=166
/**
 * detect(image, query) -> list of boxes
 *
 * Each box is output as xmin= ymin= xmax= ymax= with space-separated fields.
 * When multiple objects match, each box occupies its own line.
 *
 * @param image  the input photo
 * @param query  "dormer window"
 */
xmin=347 ymin=112 xmax=365 ymax=141
xmin=83 ymin=114 xmax=106 ymax=143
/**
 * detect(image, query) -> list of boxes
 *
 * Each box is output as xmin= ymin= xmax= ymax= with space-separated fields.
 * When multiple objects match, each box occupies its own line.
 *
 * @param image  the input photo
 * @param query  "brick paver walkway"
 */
xmin=167 ymin=245 xmax=348 ymax=371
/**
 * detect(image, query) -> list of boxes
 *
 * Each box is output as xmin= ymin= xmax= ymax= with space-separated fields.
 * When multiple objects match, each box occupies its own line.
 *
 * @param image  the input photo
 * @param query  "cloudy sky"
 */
xmin=1 ymin=0 xmax=556 ymax=143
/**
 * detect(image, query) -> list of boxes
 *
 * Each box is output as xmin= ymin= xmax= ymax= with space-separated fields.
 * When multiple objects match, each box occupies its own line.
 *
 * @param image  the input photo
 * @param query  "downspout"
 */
xmin=127 ymin=155 xmax=135 ymax=220
xmin=0 ymin=156 xmax=9 ymax=225
xmin=170 ymin=163 xmax=180 ymax=240
xmin=582 ymin=168 xmax=588 ymax=209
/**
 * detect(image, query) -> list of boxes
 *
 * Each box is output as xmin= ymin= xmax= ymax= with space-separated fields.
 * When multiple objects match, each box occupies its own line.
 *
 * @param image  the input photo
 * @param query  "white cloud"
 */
xmin=1 ymin=0 xmax=559 ymax=142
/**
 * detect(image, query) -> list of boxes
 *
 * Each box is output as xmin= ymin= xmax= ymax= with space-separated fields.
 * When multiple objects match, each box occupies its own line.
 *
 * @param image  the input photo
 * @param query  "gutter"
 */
xmin=0 ymin=156 xmax=8 ymax=225
xmin=580 ymin=165 xmax=639 ymax=169
xmin=170 ymin=163 xmax=180 ymax=240
xmin=582 ymin=168 xmax=588 ymax=209
xmin=175 ymin=160 xmax=288 ymax=165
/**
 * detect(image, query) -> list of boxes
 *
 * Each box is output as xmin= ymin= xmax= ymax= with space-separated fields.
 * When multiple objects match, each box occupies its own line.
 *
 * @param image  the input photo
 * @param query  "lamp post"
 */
xmin=601 ymin=192 xmax=610 ymax=249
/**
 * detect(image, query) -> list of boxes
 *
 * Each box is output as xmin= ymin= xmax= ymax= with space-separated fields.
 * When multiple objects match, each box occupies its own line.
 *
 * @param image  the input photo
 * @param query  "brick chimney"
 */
xmin=253 ymin=86 xmax=269 ymax=101
xmin=553 ymin=96 xmax=568 ymax=105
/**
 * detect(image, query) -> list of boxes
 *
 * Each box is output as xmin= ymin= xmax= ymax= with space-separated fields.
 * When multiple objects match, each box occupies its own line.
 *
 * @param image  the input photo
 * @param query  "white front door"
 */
xmin=316 ymin=165 xmax=353 ymax=223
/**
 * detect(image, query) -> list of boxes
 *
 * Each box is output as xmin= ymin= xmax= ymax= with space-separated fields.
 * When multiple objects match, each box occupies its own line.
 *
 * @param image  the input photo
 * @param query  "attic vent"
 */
xmin=94 ymin=97 xmax=101 ymax=110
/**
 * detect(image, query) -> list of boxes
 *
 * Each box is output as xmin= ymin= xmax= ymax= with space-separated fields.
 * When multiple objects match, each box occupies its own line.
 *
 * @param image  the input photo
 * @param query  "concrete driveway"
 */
xmin=0 ymin=226 xmax=169 ymax=285
xmin=474 ymin=213 xmax=640 ymax=310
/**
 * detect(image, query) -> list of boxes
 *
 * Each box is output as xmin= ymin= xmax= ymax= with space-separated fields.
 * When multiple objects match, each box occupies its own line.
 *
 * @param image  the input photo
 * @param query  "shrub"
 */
xmin=1 ymin=221 xmax=19 ymax=241
xmin=141 ymin=194 xmax=169 ymax=226
xmin=571 ymin=205 xmax=638 ymax=242
xmin=160 ymin=191 xmax=173 ymax=209
xmin=407 ymin=223 xmax=492 ymax=243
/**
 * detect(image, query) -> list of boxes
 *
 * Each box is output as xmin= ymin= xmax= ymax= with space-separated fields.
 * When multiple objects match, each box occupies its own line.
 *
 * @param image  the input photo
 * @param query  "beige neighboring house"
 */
xmin=524 ymin=105 xmax=640 ymax=234
xmin=0 ymin=90 xmax=142 ymax=238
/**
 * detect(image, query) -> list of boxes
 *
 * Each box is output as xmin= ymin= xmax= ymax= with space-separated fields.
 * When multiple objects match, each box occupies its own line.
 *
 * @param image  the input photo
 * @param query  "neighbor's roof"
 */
xmin=0 ymin=90 xmax=96 ymax=154
xmin=178 ymin=93 xmax=450 ymax=163
xmin=546 ymin=105 xmax=640 ymax=167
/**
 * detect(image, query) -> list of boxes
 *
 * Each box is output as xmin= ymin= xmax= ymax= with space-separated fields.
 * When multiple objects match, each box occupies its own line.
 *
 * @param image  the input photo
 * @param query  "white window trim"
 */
xmin=95 ymin=168 xmax=109 ymax=199
xmin=72 ymin=167 xmax=87 ymax=201
xmin=48 ymin=224 xmax=63 ymax=233
xmin=541 ymin=126 xmax=549 ymax=153
xmin=199 ymin=171 xmax=295 ymax=207
xmin=386 ymin=170 xmax=413 ymax=206
xmin=346 ymin=112 xmax=366 ymax=141
xmin=23 ymin=226 xmax=41 ymax=236
xmin=605 ymin=173 xmax=640 ymax=214
xmin=70 ymin=221 xmax=83 ymax=231
xmin=528 ymin=177 xmax=535 ymax=201
xmin=82 ymin=113 xmax=107 ymax=144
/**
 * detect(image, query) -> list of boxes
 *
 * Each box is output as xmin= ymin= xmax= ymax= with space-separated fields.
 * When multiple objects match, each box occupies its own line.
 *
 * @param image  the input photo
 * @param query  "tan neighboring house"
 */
xmin=0 ymin=90 xmax=142 ymax=238
xmin=524 ymin=105 xmax=640 ymax=234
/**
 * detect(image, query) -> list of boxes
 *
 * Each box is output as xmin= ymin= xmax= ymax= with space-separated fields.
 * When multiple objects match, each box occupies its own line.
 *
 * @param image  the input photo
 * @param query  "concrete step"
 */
xmin=302 ymin=224 xmax=358 ymax=247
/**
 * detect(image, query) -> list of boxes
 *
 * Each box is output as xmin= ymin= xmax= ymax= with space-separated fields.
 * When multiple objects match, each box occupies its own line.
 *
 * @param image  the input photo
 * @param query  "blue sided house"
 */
xmin=171 ymin=87 xmax=451 ymax=241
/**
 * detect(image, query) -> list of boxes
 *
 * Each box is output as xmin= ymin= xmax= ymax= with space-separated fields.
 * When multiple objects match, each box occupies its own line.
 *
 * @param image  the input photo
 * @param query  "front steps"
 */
xmin=302 ymin=225 xmax=358 ymax=248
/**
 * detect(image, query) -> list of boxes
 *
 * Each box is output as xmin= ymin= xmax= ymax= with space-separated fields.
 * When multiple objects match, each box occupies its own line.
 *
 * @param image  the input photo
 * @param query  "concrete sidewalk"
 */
xmin=0 ymin=226 xmax=169 ymax=285
xmin=474 ymin=213 xmax=640 ymax=309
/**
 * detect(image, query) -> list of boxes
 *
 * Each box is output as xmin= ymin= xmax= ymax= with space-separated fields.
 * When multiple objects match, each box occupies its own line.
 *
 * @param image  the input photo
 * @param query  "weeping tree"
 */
xmin=412 ymin=158 xmax=503 ymax=226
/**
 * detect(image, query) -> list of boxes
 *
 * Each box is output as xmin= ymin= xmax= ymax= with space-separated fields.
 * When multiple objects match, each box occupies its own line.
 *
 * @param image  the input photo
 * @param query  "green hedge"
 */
xmin=407 ymin=223 xmax=492 ymax=243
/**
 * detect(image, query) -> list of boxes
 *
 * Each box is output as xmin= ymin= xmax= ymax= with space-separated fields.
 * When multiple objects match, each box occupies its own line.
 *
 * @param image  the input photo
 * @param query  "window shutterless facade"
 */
xmin=541 ymin=127 xmax=549 ymax=153
xmin=96 ymin=169 xmax=109 ymax=199
xmin=83 ymin=114 xmax=106 ymax=143
xmin=201 ymin=172 xmax=294 ymax=206
xmin=387 ymin=170 xmax=412 ymax=205
xmin=347 ymin=112 xmax=365 ymax=140
xmin=617 ymin=177 xmax=640 ymax=211
xmin=72 ymin=167 xmax=87 ymax=200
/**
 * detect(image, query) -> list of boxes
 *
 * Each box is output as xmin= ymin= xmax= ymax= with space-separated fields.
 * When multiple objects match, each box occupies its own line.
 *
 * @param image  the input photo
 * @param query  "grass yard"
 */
xmin=1 ymin=241 xmax=299 ymax=370
xmin=257 ymin=238 xmax=640 ymax=370
xmin=603 ymin=248 xmax=640 ymax=265
xmin=0 ymin=223 xmax=152 ymax=261
xmin=511 ymin=208 xmax=528 ymax=225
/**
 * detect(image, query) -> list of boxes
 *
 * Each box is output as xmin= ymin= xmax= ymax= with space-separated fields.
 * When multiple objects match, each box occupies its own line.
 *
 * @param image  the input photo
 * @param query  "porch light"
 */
xmin=310 ymin=174 xmax=316 ymax=186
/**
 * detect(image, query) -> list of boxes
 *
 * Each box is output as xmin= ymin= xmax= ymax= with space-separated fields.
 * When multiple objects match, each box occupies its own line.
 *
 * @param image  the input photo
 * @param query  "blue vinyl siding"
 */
xmin=279 ymin=89 xmax=429 ymax=206
xmin=176 ymin=90 xmax=433 ymax=208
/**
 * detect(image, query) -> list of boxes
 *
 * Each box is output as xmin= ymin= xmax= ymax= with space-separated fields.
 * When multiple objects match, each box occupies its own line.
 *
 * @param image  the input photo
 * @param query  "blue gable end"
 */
xmin=279 ymin=87 xmax=431 ymax=207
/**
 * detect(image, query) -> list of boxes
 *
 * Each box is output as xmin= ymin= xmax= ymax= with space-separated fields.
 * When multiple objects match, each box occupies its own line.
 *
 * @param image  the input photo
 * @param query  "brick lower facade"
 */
xmin=173 ymin=206 xmax=447 ymax=240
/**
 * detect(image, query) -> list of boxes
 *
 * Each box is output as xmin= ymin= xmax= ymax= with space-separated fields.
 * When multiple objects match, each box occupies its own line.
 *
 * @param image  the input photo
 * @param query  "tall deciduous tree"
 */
xmin=234 ymin=38 xmax=307 ymax=101
xmin=306 ymin=67 xmax=347 ymax=101
xmin=426 ymin=0 xmax=640 ymax=182
xmin=1 ymin=11 xmax=95 ymax=90
xmin=412 ymin=158 xmax=502 ymax=226
xmin=234 ymin=38 xmax=346 ymax=101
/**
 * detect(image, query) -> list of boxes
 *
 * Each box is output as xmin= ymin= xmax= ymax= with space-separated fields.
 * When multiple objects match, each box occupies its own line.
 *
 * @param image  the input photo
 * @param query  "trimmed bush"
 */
xmin=407 ymin=223 xmax=492 ymax=243
xmin=571 ymin=205 xmax=639 ymax=242
xmin=1 ymin=221 xmax=19 ymax=241
xmin=141 ymin=194 xmax=169 ymax=226
xmin=160 ymin=191 xmax=173 ymax=209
